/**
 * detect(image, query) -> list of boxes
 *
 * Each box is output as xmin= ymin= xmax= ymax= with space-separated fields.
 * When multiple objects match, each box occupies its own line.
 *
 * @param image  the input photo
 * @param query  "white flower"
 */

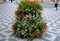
xmin=24 ymin=21 xmax=26 ymax=23
xmin=22 ymin=33 xmax=25 ymax=35
xmin=36 ymin=29 xmax=39 ymax=32
xmin=24 ymin=35 xmax=26 ymax=36
xmin=26 ymin=15 xmax=29 ymax=17
xmin=18 ymin=24 xmax=20 ymax=27
xmin=23 ymin=17 xmax=26 ymax=19
xmin=25 ymin=27 xmax=27 ymax=28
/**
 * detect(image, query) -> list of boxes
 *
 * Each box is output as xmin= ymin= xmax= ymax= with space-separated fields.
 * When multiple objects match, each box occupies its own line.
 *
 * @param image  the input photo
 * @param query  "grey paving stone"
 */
xmin=4 ymin=30 xmax=12 ymax=34
xmin=0 ymin=33 xmax=6 ymax=38
xmin=0 ymin=39 xmax=6 ymax=41
xmin=42 ymin=38 xmax=50 ymax=41
xmin=54 ymin=36 xmax=60 ymax=41
xmin=33 ymin=38 xmax=42 ymax=41
xmin=44 ymin=33 xmax=52 ymax=38
xmin=1 ymin=23 xmax=9 ymax=28
xmin=51 ymin=28 xmax=57 ymax=31
xmin=8 ymin=38 xmax=17 ymax=41
xmin=0 ymin=27 xmax=8 ymax=31
xmin=8 ymin=34 xmax=13 ymax=37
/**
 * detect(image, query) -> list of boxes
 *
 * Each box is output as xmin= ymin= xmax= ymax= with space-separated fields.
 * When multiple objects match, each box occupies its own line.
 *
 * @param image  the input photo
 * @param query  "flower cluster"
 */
xmin=12 ymin=1 xmax=47 ymax=38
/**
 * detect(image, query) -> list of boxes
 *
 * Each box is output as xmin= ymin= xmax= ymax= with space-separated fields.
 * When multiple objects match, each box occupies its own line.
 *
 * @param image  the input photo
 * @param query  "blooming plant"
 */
xmin=12 ymin=1 xmax=47 ymax=39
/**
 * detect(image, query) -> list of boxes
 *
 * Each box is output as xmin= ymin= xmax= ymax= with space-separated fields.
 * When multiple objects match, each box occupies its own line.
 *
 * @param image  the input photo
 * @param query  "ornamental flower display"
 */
xmin=12 ymin=0 xmax=47 ymax=39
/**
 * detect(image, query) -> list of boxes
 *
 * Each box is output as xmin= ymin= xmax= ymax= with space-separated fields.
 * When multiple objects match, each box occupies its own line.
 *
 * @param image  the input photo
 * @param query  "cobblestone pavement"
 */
xmin=0 ymin=2 xmax=60 ymax=41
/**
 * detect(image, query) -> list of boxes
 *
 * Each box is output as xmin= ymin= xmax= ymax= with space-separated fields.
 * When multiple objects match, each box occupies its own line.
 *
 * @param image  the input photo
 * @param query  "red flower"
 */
xmin=21 ymin=13 xmax=25 ymax=17
xmin=12 ymin=25 xmax=17 ymax=31
xmin=34 ymin=31 xmax=39 ymax=36
xmin=18 ymin=15 xmax=21 ymax=19
xmin=27 ymin=19 xmax=30 ymax=25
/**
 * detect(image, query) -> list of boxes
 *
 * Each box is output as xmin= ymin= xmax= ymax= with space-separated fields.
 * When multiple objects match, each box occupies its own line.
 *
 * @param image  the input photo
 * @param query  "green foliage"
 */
xmin=12 ymin=1 xmax=47 ymax=38
xmin=17 ymin=1 xmax=42 ymax=12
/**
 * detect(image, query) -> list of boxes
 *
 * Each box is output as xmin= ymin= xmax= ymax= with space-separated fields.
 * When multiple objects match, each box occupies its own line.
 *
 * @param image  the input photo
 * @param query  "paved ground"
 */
xmin=0 ymin=2 xmax=60 ymax=41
